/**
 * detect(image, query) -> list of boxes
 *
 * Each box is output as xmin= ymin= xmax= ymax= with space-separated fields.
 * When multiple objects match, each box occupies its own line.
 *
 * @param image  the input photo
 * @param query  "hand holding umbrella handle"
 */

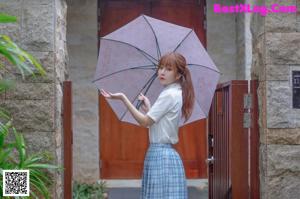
xmin=136 ymin=100 xmax=142 ymax=110
xmin=137 ymin=93 xmax=151 ymax=112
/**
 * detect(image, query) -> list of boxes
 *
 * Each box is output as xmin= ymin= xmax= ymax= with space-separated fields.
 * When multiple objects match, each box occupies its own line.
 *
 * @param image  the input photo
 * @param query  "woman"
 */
xmin=100 ymin=52 xmax=195 ymax=199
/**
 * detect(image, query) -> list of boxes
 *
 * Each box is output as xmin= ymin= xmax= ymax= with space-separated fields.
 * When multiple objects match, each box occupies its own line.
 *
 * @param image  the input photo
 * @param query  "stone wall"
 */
xmin=66 ymin=0 xmax=99 ymax=183
xmin=251 ymin=0 xmax=300 ymax=198
xmin=0 ymin=0 xmax=68 ymax=198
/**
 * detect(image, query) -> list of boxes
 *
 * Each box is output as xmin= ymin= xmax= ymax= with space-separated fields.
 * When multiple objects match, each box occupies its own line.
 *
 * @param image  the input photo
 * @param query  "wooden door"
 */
xmin=98 ymin=0 xmax=207 ymax=179
xmin=208 ymin=81 xmax=260 ymax=199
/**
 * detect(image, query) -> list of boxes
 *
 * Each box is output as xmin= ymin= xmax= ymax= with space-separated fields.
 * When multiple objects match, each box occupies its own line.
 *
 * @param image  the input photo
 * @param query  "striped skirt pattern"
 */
xmin=140 ymin=143 xmax=188 ymax=199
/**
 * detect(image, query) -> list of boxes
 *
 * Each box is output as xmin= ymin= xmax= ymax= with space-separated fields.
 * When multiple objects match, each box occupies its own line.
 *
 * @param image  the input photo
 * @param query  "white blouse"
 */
xmin=146 ymin=82 xmax=183 ymax=144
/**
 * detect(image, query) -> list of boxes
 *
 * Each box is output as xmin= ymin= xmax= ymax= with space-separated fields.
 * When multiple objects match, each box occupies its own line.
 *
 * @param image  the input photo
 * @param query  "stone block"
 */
xmin=0 ymin=0 xmax=22 ymax=6
xmin=265 ymin=13 xmax=297 ymax=33
xmin=266 ymin=128 xmax=300 ymax=144
xmin=260 ymin=127 xmax=267 ymax=144
xmin=54 ymin=0 xmax=68 ymax=84
xmin=266 ymin=81 xmax=293 ymax=128
xmin=54 ymin=83 xmax=63 ymax=132
xmin=251 ymin=36 xmax=266 ymax=81
xmin=23 ymin=131 xmax=55 ymax=154
xmin=21 ymin=5 xmax=54 ymax=51
xmin=267 ymin=145 xmax=300 ymax=176
xmin=265 ymin=0 xmax=297 ymax=32
xmin=4 ymin=51 xmax=55 ymax=83
xmin=266 ymin=33 xmax=300 ymax=65
xmin=266 ymin=65 xmax=290 ymax=80
xmin=260 ymin=143 xmax=300 ymax=198
xmin=260 ymin=144 xmax=300 ymax=199
xmin=257 ymin=81 xmax=267 ymax=129
xmin=0 ymin=4 xmax=21 ymax=42
xmin=264 ymin=173 xmax=300 ymax=199
xmin=0 ymin=23 xmax=20 ymax=43
xmin=5 ymin=83 xmax=54 ymax=100
xmin=259 ymin=144 xmax=268 ymax=199
xmin=1 ymin=100 xmax=55 ymax=132
xmin=259 ymin=144 xmax=268 ymax=178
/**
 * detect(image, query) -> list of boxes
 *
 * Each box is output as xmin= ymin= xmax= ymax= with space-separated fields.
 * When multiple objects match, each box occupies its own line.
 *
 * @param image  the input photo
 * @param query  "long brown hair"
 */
xmin=158 ymin=52 xmax=195 ymax=123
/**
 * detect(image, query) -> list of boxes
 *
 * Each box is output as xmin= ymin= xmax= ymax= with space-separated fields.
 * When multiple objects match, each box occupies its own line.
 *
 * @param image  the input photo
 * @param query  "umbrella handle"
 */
xmin=136 ymin=100 xmax=142 ymax=110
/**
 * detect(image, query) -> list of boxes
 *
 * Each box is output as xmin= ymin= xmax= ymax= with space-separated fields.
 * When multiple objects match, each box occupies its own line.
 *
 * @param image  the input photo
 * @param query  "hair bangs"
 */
xmin=158 ymin=53 xmax=177 ymax=70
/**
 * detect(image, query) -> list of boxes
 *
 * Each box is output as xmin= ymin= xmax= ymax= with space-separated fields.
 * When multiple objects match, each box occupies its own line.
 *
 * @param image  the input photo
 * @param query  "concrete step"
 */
xmin=103 ymin=179 xmax=208 ymax=188
xmin=102 ymin=179 xmax=208 ymax=199
xmin=107 ymin=187 xmax=208 ymax=199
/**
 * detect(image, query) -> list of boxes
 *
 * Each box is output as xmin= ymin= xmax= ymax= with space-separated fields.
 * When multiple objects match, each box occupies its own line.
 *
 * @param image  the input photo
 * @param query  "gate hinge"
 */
xmin=243 ymin=112 xmax=251 ymax=128
xmin=244 ymin=94 xmax=252 ymax=109
xmin=243 ymin=94 xmax=252 ymax=128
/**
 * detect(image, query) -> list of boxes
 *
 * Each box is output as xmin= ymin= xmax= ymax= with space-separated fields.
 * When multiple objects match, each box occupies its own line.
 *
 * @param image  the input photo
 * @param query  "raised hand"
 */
xmin=100 ymin=89 xmax=152 ymax=127
xmin=100 ymin=89 xmax=125 ymax=100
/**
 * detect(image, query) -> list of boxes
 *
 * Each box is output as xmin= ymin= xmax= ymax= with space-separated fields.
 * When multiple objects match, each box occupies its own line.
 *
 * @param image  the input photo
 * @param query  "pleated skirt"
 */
xmin=140 ymin=143 xmax=188 ymax=199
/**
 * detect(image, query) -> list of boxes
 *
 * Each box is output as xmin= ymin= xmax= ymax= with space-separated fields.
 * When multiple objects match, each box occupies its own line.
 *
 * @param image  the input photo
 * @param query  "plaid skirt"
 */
xmin=140 ymin=143 xmax=188 ymax=199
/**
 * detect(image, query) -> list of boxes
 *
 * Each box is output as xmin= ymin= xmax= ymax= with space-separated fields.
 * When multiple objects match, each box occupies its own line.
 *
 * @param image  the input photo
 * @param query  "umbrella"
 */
xmin=92 ymin=14 xmax=220 ymax=126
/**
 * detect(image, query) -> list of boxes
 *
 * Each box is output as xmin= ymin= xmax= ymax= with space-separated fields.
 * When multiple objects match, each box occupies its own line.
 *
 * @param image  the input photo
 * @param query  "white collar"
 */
xmin=163 ymin=82 xmax=181 ymax=91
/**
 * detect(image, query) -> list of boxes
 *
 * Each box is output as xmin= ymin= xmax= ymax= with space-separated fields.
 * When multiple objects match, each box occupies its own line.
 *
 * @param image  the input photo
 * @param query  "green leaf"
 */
xmin=30 ymin=176 xmax=49 ymax=199
xmin=26 ymin=163 xmax=61 ymax=170
xmin=0 ymin=120 xmax=12 ymax=147
xmin=0 ymin=147 xmax=13 ymax=165
xmin=23 ymin=155 xmax=44 ymax=166
xmin=30 ymin=169 xmax=52 ymax=185
xmin=12 ymin=128 xmax=26 ymax=166
xmin=0 ymin=34 xmax=46 ymax=78
xmin=0 ymin=107 xmax=11 ymax=120
xmin=0 ymin=13 xmax=17 ymax=23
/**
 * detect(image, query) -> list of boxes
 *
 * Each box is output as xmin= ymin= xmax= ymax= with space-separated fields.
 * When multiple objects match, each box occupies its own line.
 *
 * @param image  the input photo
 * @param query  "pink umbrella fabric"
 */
xmin=93 ymin=15 xmax=220 ymax=127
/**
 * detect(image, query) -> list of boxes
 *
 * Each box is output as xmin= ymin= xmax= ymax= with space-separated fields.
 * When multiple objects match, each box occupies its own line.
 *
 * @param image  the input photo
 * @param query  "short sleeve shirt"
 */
xmin=146 ymin=82 xmax=182 ymax=144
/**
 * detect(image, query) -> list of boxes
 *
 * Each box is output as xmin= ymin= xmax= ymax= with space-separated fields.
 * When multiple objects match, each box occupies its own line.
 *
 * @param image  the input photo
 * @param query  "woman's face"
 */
xmin=157 ymin=65 xmax=181 ymax=86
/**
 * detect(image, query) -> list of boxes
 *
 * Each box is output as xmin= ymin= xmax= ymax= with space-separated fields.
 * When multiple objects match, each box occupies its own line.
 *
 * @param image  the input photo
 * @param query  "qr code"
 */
xmin=3 ymin=170 xmax=30 ymax=196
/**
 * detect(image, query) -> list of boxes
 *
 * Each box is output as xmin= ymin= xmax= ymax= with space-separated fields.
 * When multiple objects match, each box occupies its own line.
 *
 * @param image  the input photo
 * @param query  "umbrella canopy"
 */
xmin=93 ymin=15 xmax=220 ymax=126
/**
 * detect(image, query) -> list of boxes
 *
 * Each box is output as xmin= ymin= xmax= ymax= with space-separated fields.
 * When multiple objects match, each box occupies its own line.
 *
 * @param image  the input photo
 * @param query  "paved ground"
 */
xmin=107 ymin=187 xmax=208 ymax=199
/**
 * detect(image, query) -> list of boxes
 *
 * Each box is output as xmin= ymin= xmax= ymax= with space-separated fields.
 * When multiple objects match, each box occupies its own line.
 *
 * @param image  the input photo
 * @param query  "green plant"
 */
xmin=0 ymin=121 xmax=62 ymax=198
xmin=0 ymin=12 xmax=46 ymax=93
xmin=0 ymin=13 xmax=60 ymax=199
xmin=73 ymin=181 xmax=107 ymax=199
